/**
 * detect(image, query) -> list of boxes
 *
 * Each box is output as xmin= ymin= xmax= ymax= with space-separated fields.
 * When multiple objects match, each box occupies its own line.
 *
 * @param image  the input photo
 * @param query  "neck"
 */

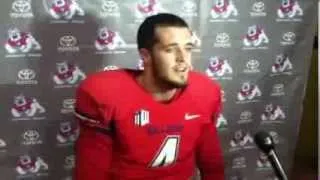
xmin=136 ymin=71 xmax=178 ymax=102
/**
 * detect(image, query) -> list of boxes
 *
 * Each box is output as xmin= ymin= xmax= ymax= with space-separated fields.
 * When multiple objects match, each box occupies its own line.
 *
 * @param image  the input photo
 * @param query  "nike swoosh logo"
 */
xmin=185 ymin=114 xmax=201 ymax=120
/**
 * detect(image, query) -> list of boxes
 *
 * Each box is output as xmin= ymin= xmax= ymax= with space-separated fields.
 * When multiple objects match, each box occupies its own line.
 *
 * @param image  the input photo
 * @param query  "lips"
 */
xmin=174 ymin=65 xmax=188 ymax=72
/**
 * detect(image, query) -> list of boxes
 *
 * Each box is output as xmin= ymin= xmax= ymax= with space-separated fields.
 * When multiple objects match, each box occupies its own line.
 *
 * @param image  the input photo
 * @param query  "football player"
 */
xmin=74 ymin=13 xmax=225 ymax=180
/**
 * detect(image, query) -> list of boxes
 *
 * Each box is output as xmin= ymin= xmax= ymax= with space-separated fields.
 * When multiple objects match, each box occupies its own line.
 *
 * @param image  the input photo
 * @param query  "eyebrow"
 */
xmin=163 ymin=42 xmax=194 ymax=48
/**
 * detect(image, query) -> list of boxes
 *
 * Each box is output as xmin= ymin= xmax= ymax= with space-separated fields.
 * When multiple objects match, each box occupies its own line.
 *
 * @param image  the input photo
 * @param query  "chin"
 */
xmin=168 ymin=79 xmax=188 ymax=88
xmin=158 ymin=73 xmax=189 ymax=89
xmin=175 ymin=82 xmax=188 ymax=88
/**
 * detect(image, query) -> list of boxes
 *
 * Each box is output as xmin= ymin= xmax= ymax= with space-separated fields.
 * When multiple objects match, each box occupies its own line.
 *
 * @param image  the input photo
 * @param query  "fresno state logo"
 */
xmin=230 ymin=130 xmax=254 ymax=147
xmin=16 ymin=155 xmax=48 ymax=175
xmin=95 ymin=27 xmax=126 ymax=51
xmin=135 ymin=0 xmax=166 ymax=19
xmin=11 ymin=94 xmax=45 ymax=118
xmin=256 ymin=152 xmax=271 ymax=168
xmin=243 ymin=25 xmax=269 ymax=47
xmin=277 ymin=0 xmax=303 ymax=19
xmin=206 ymin=56 xmax=232 ymax=78
xmin=261 ymin=104 xmax=286 ymax=121
xmin=56 ymin=122 xmax=79 ymax=144
xmin=210 ymin=0 xmax=238 ymax=19
xmin=271 ymin=54 xmax=293 ymax=74
xmin=47 ymin=0 xmax=85 ymax=19
xmin=5 ymin=28 xmax=41 ymax=54
xmin=237 ymin=82 xmax=261 ymax=101
xmin=53 ymin=62 xmax=86 ymax=85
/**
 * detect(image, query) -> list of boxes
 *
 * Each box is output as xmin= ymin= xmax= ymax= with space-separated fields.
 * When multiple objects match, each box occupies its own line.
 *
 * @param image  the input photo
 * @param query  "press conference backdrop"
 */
xmin=0 ymin=0 xmax=317 ymax=179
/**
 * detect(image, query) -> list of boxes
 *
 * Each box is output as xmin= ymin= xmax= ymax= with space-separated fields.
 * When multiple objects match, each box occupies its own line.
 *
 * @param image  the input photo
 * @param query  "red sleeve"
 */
xmin=73 ymin=81 xmax=114 ymax=180
xmin=196 ymin=85 xmax=225 ymax=180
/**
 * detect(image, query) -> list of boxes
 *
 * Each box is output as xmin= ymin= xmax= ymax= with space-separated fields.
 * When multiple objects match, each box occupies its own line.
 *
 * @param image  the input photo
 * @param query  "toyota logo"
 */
xmin=240 ymin=111 xmax=252 ymax=120
xmin=182 ymin=1 xmax=196 ymax=13
xmin=216 ymin=33 xmax=229 ymax=43
xmin=273 ymin=84 xmax=284 ymax=93
xmin=246 ymin=59 xmax=260 ymax=70
xmin=23 ymin=130 xmax=40 ymax=141
xmin=233 ymin=157 xmax=245 ymax=165
xmin=18 ymin=69 xmax=36 ymax=80
xmin=12 ymin=0 xmax=31 ymax=13
xmin=282 ymin=32 xmax=296 ymax=42
xmin=63 ymin=99 xmax=75 ymax=109
xmin=252 ymin=2 xmax=265 ymax=13
xmin=59 ymin=35 xmax=77 ymax=47
xmin=102 ymin=0 xmax=119 ymax=13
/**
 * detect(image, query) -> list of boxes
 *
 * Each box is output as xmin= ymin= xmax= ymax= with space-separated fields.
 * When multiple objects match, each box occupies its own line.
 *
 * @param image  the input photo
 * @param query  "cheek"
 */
xmin=154 ymin=53 xmax=175 ymax=68
xmin=186 ymin=53 xmax=192 ymax=61
xmin=184 ymin=53 xmax=192 ymax=66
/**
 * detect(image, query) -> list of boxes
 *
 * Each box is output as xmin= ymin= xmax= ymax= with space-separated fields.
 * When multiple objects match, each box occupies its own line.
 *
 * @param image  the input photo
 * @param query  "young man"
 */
xmin=73 ymin=13 xmax=225 ymax=180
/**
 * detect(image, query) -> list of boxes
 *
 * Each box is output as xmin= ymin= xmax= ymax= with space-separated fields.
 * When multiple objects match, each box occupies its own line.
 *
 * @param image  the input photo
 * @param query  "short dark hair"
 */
xmin=137 ymin=13 xmax=189 ymax=50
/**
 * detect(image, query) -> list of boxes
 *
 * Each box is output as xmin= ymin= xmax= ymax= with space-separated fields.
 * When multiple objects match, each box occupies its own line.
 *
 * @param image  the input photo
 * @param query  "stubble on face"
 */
xmin=150 ymin=27 xmax=193 ymax=89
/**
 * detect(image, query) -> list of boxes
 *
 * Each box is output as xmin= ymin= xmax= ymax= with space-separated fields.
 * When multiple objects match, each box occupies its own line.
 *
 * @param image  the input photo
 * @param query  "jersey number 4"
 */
xmin=150 ymin=135 xmax=180 ymax=168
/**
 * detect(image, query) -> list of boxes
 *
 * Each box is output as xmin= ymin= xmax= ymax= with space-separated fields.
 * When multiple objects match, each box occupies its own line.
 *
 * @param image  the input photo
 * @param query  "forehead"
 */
xmin=154 ymin=26 xmax=192 ymax=44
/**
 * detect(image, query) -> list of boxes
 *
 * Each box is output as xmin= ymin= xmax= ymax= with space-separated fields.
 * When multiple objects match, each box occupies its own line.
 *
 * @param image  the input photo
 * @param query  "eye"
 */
xmin=165 ymin=48 xmax=174 ymax=53
xmin=185 ymin=46 xmax=193 ymax=52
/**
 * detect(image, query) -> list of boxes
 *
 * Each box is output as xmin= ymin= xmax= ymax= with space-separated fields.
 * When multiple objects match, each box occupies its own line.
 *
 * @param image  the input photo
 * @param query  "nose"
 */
xmin=175 ymin=49 xmax=187 ymax=63
xmin=176 ymin=55 xmax=184 ymax=63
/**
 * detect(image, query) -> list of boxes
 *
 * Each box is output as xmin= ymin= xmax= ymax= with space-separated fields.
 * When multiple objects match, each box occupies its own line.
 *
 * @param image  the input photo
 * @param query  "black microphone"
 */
xmin=254 ymin=131 xmax=288 ymax=180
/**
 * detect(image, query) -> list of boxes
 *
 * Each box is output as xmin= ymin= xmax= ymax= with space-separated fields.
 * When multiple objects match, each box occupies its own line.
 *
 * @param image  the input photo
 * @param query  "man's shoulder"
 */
xmin=189 ymin=71 xmax=220 ymax=91
xmin=78 ymin=69 xmax=135 ymax=93
xmin=188 ymin=71 xmax=222 ymax=120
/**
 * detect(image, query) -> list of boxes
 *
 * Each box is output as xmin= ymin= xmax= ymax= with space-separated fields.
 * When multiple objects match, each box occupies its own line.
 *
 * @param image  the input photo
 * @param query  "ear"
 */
xmin=138 ymin=48 xmax=151 ymax=66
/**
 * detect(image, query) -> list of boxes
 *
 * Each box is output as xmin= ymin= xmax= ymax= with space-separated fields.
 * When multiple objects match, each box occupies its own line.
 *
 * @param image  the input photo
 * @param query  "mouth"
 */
xmin=174 ymin=66 xmax=188 ymax=73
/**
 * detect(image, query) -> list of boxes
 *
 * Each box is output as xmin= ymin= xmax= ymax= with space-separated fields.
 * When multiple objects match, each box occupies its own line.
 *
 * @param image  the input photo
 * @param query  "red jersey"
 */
xmin=73 ymin=69 xmax=225 ymax=180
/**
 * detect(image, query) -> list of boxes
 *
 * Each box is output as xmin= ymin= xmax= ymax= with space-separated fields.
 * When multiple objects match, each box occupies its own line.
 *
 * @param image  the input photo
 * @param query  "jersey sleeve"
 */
xmin=73 ymin=79 xmax=114 ymax=180
xmin=196 ymin=84 xmax=225 ymax=180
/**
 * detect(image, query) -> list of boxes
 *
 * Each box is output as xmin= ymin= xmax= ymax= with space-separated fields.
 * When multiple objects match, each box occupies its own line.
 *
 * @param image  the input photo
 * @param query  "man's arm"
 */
xmin=73 ymin=83 xmax=113 ymax=180
xmin=196 ymin=123 xmax=225 ymax=180
xmin=196 ymin=86 xmax=225 ymax=180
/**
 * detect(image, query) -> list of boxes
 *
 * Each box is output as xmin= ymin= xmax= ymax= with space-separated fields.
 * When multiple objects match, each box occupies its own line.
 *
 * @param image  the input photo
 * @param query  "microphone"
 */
xmin=254 ymin=131 xmax=288 ymax=180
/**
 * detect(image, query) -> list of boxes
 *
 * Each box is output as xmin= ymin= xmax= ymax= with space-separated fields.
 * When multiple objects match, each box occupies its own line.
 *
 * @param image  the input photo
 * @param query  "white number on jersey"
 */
xmin=150 ymin=135 xmax=180 ymax=168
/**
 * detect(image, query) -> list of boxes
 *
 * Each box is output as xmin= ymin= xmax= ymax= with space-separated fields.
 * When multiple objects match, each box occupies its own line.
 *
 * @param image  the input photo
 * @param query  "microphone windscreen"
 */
xmin=254 ymin=131 xmax=274 ymax=153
